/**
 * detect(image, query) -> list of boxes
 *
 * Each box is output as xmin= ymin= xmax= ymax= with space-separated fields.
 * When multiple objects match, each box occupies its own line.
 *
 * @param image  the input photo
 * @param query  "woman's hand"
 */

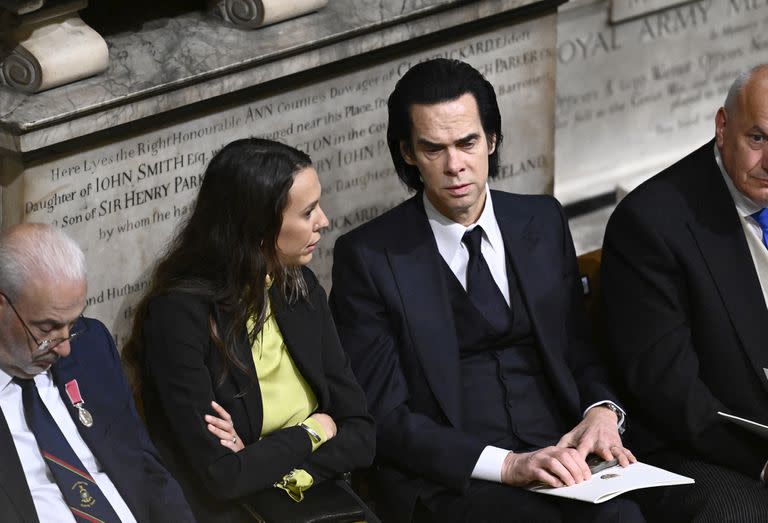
xmin=309 ymin=412 xmax=337 ymax=440
xmin=205 ymin=401 xmax=245 ymax=452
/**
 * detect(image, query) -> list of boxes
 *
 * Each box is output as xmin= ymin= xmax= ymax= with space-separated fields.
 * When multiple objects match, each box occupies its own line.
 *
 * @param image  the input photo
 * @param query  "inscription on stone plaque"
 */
xmin=9 ymin=14 xmax=557 ymax=348
xmin=555 ymin=0 xmax=768 ymax=203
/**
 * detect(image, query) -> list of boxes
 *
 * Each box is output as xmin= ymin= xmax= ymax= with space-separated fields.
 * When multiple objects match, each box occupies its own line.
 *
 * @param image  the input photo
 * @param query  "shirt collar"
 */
xmin=714 ymin=142 xmax=762 ymax=217
xmin=0 ymin=367 xmax=53 ymax=394
xmin=0 ymin=367 xmax=12 ymax=393
xmin=423 ymin=184 xmax=505 ymax=261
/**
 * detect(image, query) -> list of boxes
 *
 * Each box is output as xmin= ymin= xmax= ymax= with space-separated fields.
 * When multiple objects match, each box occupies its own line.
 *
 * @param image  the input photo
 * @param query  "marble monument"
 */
xmin=0 ymin=0 xmax=562 ymax=349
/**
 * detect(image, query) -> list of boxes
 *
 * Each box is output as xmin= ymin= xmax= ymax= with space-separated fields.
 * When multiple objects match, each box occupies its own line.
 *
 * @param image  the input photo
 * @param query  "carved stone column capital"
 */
xmin=208 ymin=0 xmax=328 ymax=30
xmin=0 ymin=0 xmax=45 ymax=16
xmin=0 ymin=0 xmax=107 ymax=93
xmin=0 ymin=45 xmax=41 ymax=92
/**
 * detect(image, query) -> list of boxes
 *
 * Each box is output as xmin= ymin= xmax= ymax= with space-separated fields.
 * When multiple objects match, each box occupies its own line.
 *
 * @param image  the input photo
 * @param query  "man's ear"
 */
xmin=715 ymin=108 xmax=727 ymax=148
xmin=400 ymin=141 xmax=417 ymax=166
xmin=487 ymin=133 xmax=497 ymax=155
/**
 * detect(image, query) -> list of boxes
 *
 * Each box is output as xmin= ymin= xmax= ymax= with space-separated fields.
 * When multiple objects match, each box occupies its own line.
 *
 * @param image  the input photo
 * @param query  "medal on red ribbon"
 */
xmin=65 ymin=380 xmax=93 ymax=428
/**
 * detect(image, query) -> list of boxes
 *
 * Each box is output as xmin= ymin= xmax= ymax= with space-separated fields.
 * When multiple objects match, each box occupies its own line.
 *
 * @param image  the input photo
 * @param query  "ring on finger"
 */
xmin=232 ymin=435 xmax=237 ymax=444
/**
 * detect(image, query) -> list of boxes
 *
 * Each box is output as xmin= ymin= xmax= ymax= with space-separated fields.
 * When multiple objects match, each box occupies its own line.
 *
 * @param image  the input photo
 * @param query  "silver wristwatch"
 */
xmin=601 ymin=402 xmax=626 ymax=434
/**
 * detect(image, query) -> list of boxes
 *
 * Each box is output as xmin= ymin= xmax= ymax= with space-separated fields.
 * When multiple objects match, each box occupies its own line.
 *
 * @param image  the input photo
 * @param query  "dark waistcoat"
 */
xmin=441 ymin=254 xmax=570 ymax=450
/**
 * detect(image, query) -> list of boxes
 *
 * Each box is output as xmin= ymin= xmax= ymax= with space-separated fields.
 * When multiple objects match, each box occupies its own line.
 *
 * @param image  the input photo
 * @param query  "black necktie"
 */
xmin=17 ymin=378 xmax=121 ymax=523
xmin=462 ymin=226 xmax=512 ymax=332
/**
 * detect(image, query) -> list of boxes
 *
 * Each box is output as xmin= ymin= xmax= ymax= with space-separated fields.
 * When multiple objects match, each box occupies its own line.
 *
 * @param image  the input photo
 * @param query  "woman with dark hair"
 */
xmin=123 ymin=138 xmax=375 ymax=523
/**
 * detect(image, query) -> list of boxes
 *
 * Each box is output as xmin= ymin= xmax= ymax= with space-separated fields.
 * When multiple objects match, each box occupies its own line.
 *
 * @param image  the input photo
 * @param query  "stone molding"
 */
xmin=0 ymin=0 xmax=556 ymax=154
xmin=610 ymin=0 xmax=694 ymax=23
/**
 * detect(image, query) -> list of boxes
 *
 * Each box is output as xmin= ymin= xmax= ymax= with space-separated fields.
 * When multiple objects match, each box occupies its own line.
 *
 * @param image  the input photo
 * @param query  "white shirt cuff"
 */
xmin=584 ymin=400 xmax=626 ymax=433
xmin=470 ymin=445 xmax=509 ymax=483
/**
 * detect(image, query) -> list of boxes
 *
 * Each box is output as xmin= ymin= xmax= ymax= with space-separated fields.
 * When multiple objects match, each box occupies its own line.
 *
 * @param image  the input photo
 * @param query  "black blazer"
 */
xmin=141 ymin=267 xmax=375 ymax=523
xmin=329 ymin=191 xmax=621 ymax=522
xmin=0 ymin=318 xmax=194 ymax=523
xmin=602 ymin=140 xmax=768 ymax=478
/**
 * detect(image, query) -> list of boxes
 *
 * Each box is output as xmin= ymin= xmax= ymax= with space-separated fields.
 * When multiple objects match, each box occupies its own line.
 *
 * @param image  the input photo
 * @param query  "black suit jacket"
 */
xmin=329 ymin=191 xmax=620 ymax=522
xmin=602 ymin=140 xmax=768 ymax=478
xmin=0 ymin=317 xmax=194 ymax=523
xmin=141 ymin=266 xmax=375 ymax=523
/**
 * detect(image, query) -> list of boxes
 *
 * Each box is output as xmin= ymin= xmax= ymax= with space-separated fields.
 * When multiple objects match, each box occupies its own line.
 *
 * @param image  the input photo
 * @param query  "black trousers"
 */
xmin=630 ymin=450 xmax=768 ymax=523
xmin=422 ymin=479 xmax=645 ymax=523
xmin=411 ymin=452 xmax=768 ymax=523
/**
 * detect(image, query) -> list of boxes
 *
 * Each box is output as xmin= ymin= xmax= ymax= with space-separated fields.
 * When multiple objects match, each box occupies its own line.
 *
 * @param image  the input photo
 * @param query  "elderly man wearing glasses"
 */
xmin=0 ymin=223 xmax=193 ymax=523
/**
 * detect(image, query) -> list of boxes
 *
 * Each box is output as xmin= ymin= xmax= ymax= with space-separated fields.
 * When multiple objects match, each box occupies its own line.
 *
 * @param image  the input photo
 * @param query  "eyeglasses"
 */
xmin=0 ymin=292 xmax=87 ymax=353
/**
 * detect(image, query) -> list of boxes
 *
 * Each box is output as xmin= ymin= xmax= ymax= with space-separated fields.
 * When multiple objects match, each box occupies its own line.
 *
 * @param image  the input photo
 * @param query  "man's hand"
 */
xmin=501 ymin=447 xmax=591 ymax=488
xmin=557 ymin=405 xmax=636 ymax=466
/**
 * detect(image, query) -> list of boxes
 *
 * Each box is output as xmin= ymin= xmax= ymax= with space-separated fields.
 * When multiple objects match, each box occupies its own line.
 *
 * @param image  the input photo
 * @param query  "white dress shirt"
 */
xmin=424 ymin=183 xmax=511 ymax=305
xmin=714 ymin=143 xmax=768 ymax=306
xmin=423 ymin=186 xmax=624 ymax=483
xmin=0 ymin=368 xmax=137 ymax=523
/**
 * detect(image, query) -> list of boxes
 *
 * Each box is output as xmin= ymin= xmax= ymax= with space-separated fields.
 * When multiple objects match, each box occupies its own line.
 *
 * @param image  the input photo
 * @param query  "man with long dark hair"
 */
xmin=330 ymin=59 xmax=643 ymax=522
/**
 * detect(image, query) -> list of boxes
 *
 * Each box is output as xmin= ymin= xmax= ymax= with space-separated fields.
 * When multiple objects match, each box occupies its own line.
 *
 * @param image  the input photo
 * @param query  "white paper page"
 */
xmin=529 ymin=462 xmax=693 ymax=504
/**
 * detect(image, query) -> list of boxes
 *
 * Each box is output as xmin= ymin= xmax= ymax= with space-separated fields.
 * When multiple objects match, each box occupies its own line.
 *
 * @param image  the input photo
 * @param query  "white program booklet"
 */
xmin=717 ymin=411 xmax=768 ymax=439
xmin=528 ymin=462 xmax=694 ymax=504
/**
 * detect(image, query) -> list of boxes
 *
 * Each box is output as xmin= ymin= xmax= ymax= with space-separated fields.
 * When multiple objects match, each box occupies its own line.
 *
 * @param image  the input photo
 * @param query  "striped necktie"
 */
xmin=17 ymin=378 xmax=121 ymax=523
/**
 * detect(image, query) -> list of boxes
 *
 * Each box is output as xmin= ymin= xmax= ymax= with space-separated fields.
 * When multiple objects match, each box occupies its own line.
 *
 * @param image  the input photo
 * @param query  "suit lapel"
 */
xmin=494 ymin=192 xmax=580 ymax=414
xmin=231 ymin=338 xmax=264 ymax=441
xmin=50 ymin=359 xmax=112 ymax=444
xmin=493 ymin=196 xmax=556 ymax=355
xmin=386 ymin=196 xmax=463 ymax=427
xmin=209 ymin=303 xmax=269 ymax=442
xmin=687 ymin=148 xmax=768 ymax=391
xmin=495 ymin=196 xmax=538 ymax=300
xmin=0 ymin=406 xmax=38 ymax=522
xmin=273 ymin=292 xmax=327 ymax=407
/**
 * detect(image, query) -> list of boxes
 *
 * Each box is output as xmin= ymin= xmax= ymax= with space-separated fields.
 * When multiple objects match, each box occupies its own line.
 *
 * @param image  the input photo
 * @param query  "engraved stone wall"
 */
xmin=554 ymin=0 xmax=768 ymax=203
xmin=5 ymin=13 xmax=557 ymax=349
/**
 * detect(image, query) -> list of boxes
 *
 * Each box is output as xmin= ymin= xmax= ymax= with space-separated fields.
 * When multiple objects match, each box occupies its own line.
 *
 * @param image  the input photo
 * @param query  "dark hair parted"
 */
xmin=387 ymin=58 xmax=503 ymax=191
xmin=123 ymin=138 xmax=312 ymax=389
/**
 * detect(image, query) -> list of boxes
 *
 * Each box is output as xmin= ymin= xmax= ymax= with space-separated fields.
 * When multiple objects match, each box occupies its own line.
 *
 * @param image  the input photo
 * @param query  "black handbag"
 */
xmin=241 ymin=479 xmax=368 ymax=523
